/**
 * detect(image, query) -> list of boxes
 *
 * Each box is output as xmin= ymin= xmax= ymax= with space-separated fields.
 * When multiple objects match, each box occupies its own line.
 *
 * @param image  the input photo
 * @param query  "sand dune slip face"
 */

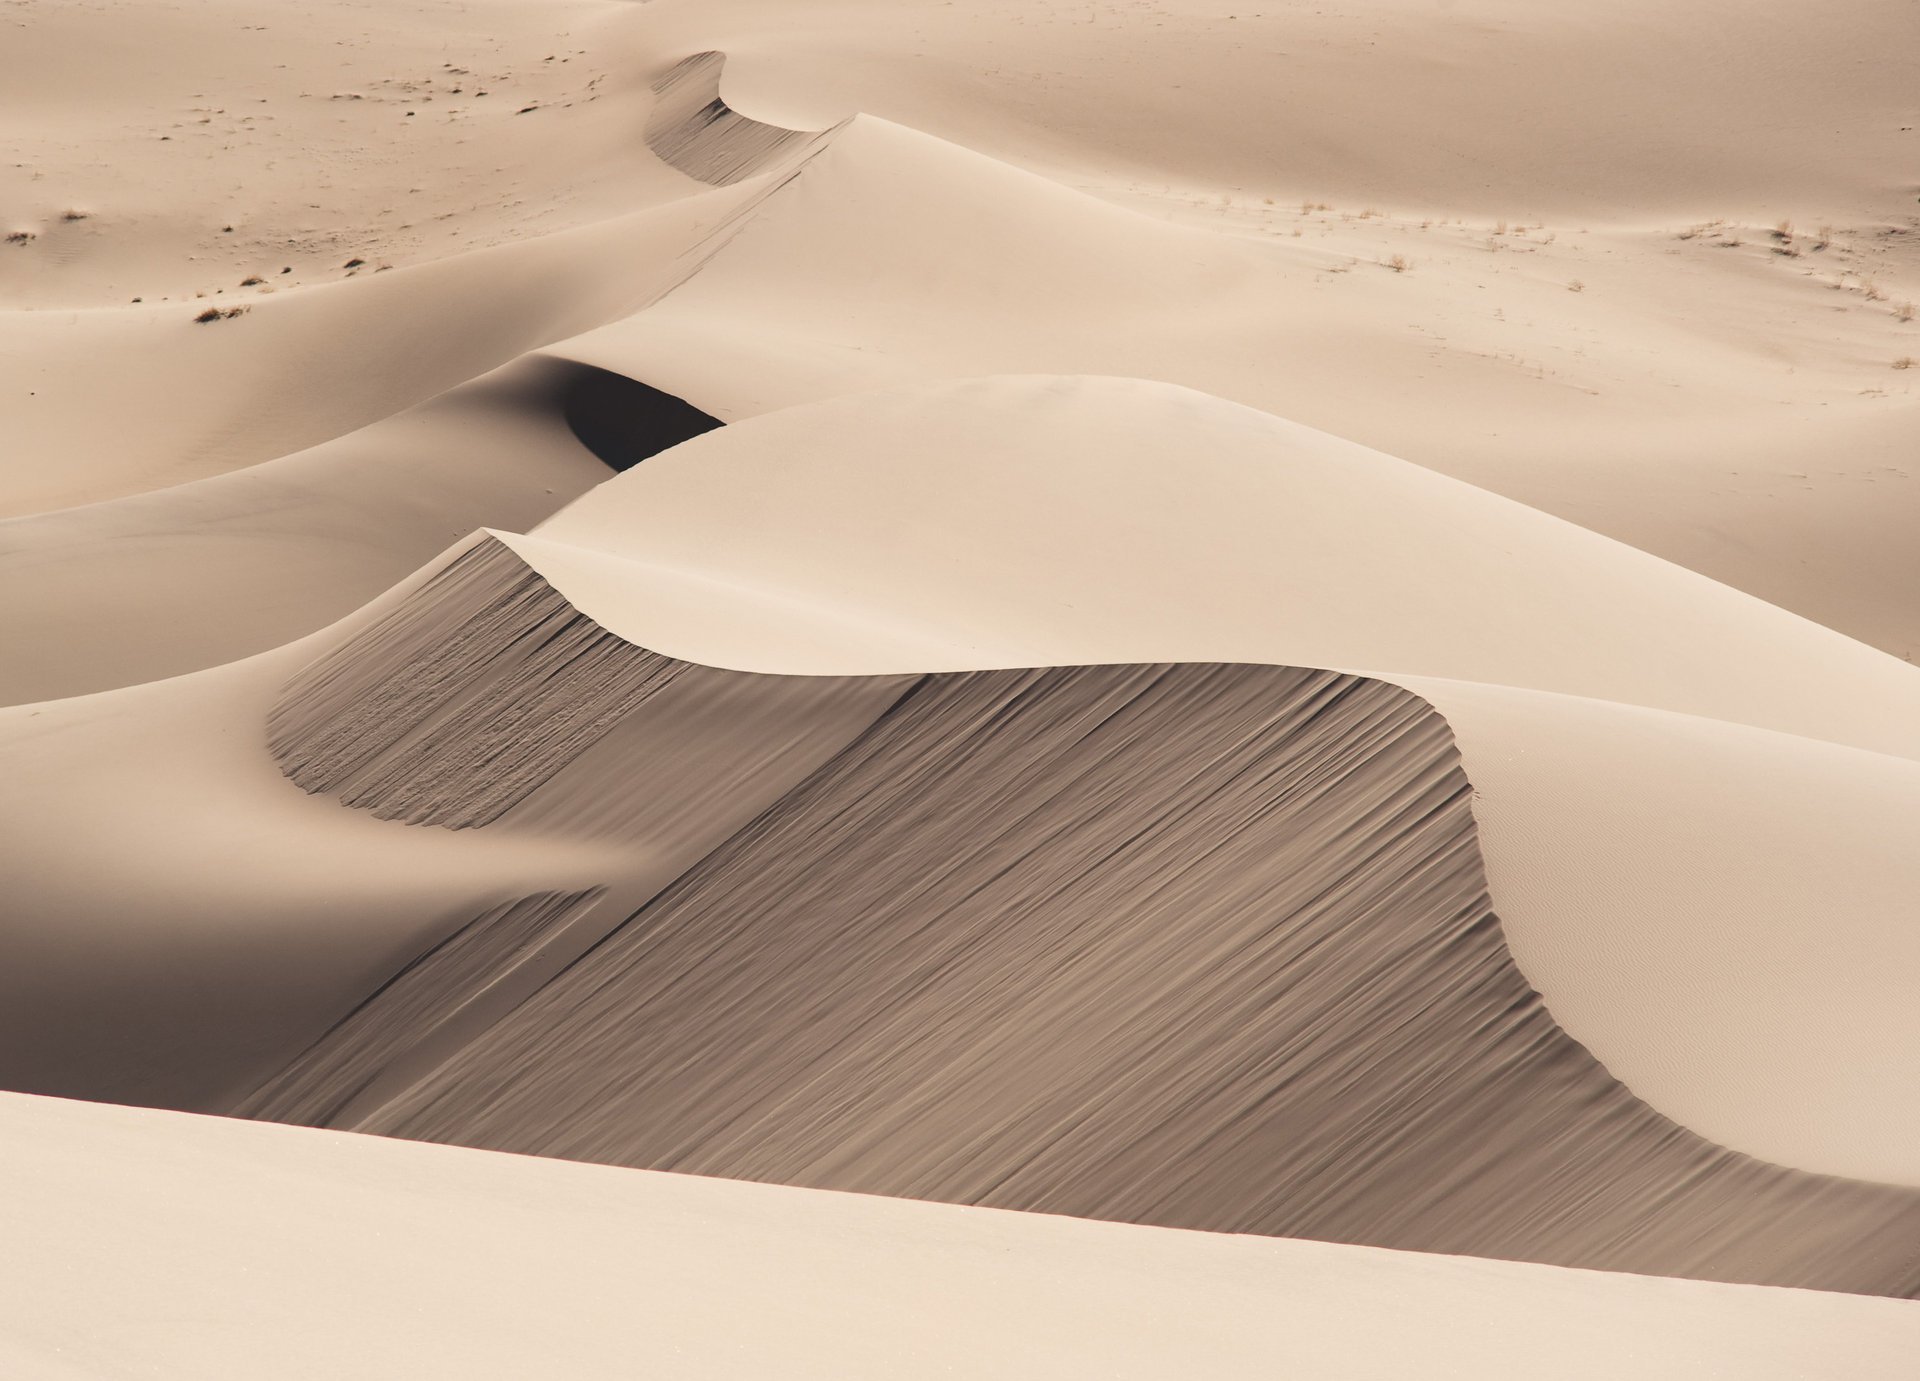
xmin=229 ymin=536 xmax=1918 ymax=1294
xmin=7 ymin=0 xmax=1920 ymax=1369
xmin=4 ymin=523 xmax=1915 ymax=1297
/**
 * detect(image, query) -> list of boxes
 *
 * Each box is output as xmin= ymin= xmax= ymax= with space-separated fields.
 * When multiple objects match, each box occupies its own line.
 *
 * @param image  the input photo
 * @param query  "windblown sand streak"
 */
xmin=260 ymin=542 xmax=1920 ymax=1296
xmin=270 ymin=540 xmax=690 ymax=827
xmin=236 ymin=889 xmax=604 ymax=1127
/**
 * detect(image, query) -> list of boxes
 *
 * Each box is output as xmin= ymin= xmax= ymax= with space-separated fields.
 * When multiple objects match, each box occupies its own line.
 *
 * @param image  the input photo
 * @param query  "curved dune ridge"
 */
xmin=645 ymin=51 xmax=840 ymax=186
xmin=8 ymin=0 xmax=1920 ymax=1367
xmin=508 ymin=374 xmax=1920 ymax=1185
xmin=230 ymin=533 xmax=1920 ymax=1296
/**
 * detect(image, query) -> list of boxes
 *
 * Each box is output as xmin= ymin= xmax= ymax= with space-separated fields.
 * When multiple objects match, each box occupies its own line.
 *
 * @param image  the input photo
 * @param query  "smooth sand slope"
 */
xmin=7 ymin=4 xmax=1915 ymax=660
xmin=514 ymin=377 xmax=1920 ymax=1185
xmin=11 ymin=1091 xmax=1917 ymax=1381
xmin=5 ymin=375 xmax=1919 ymax=1213
xmin=0 ymin=353 xmax=719 ymax=705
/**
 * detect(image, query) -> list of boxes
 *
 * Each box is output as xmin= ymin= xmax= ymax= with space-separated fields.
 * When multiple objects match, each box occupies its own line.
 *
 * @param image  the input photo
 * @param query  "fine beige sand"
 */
xmin=10 ymin=1090 xmax=1918 ymax=1381
xmin=5 ymin=0 xmax=1919 ymax=1369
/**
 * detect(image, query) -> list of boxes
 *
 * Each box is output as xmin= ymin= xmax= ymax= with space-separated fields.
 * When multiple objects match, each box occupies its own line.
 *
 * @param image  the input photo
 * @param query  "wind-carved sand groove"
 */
xmin=645 ymin=52 xmax=838 ymax=187
xmin=261 ymin=545 xmax=1920 ymax=1296
xmin=269 ymin=539 xmax=688 ymax=827
xmin=235 ymin=889 xmax=604 ymax=1127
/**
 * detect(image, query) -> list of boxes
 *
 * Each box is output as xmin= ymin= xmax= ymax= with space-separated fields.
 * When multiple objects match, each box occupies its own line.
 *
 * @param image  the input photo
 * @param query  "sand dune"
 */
xmin=7 ymin=0 xmax=1919 ymax=1367
xmin=518 ymin=375 xmax=1920 ymax=1182
xmin=573 ymin=106 xmax=1920 ymax=657
xmin=0 ymin=354 xmax=718 ymax=705
xmin=0 ymin=525 xmax=1907 ymax=1293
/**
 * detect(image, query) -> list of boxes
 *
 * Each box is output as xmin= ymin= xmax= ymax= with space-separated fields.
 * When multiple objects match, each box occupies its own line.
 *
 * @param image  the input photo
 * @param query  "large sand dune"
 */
xmin=5 ymin=0 xmax=1918 ymax=1368
xmin=7 ymin=521 xmax=1918 ymax=1295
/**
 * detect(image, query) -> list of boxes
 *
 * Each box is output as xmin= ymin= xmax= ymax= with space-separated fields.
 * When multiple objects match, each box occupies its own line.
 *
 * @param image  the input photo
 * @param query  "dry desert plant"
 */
xmin=1895 ymin=301 xmax=1916 ymax=322
xmin=1385 ymin=254 xmax=1409 ymax=272
xmin=1567 ymin=279 xmax=1585 ymax=293
xmin=1894 ymin=356 xmax=1917 ymax=370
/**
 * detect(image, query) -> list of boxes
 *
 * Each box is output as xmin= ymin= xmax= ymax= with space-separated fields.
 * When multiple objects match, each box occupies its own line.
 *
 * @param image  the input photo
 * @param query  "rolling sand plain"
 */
xmin=3 ymin=0 xmax=1918 ymax=1375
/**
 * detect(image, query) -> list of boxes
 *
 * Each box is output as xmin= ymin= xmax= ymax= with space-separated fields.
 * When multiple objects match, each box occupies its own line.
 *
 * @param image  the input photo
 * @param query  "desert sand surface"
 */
xmin=10 ymin=1091 xmax=1918 ymax=1381
xmin=5 ymin=0 xmax=1919 ymax=1371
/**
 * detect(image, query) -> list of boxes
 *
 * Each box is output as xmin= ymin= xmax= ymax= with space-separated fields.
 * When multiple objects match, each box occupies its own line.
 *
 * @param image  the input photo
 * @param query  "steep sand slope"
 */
xmin=5 ymin=523 xmax=1916 ymax=1290
xmin=216 ymin=536 xmax=1918 ymax=1293
xmin=0 ymin=634 xmax=618 ymax=1114
xmin=10 ymin=1092 xmax=1916 ymax=1381
xmin=518 ymin=375 xmax=1920 ymax=1182
xmin=1397 ymin=675 xmax=1920 ymax=1184
xmin=0 ymin=558 xmax=890 ymax=1116
xmin=10 ymin=13 xmax=1912 ymax=650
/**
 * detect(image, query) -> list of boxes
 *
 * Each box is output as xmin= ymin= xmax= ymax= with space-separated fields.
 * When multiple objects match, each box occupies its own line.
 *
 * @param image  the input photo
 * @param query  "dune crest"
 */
xmin=646 ymin=51 xmax=840 ymax=186
xmin=207 ymin=530 xmax=1920 ymax=1295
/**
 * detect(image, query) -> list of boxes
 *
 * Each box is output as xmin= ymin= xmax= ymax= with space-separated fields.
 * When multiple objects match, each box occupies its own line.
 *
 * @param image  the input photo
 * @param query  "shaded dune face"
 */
xmin=645 ymin=52 xmax=836 ymax=187
xmin=259 ymin=539 xmax=1920 ymax=1296
xmin=556 ymin=362 xmax=723 ymax=473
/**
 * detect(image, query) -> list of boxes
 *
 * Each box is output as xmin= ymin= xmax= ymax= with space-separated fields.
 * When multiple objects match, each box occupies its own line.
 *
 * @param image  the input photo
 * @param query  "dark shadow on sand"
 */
xmin=558 ymin=362 xmax=723 ymax=472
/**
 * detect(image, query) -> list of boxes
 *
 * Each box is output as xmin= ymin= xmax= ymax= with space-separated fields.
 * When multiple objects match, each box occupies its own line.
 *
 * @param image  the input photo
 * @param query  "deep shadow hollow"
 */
xmin=557 ymin=361 xmax=722 ymax=473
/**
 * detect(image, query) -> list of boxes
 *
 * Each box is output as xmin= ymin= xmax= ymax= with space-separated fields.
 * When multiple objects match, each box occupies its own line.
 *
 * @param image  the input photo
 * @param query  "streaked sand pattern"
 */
xmin=246 ymin=540 xmax=1920 ymax=1295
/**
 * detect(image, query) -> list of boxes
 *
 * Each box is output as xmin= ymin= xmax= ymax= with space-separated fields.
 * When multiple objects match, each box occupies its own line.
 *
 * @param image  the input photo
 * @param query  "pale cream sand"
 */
xmin=8 ymin=513 xmax=1920 ymax=1295
xmin=9 ymin=1090 xmax=1916 ymax=1380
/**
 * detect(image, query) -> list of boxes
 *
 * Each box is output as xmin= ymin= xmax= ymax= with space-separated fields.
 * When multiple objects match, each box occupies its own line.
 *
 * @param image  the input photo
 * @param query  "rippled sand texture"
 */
xmin=251 ymin=537 xmax=1920 ymax=1295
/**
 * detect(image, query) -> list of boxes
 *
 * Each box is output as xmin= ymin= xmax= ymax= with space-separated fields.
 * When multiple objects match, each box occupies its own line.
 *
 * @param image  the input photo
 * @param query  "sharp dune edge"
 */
xmin=645 ymin=51 xmax=840 ymax=188
xmin=6 ymin=0 xmax=1920 ymax=1371
xmin=230 ymin=535 xmax=1918 ymax=1297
